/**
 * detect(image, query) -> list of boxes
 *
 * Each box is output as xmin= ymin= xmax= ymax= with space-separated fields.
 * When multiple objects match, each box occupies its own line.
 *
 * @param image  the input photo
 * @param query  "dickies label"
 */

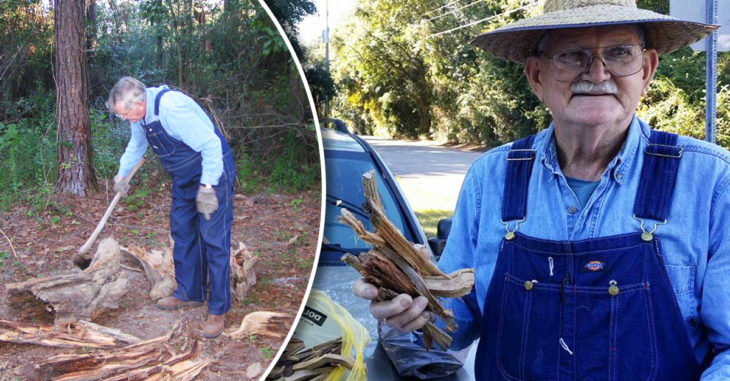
xmin=584 ymin=260 xmax=605 ymax=272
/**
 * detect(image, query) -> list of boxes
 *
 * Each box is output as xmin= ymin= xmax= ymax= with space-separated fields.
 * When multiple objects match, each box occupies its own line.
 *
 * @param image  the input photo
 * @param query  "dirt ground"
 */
xmin=0 ymin=174 xmax=321 ymax=380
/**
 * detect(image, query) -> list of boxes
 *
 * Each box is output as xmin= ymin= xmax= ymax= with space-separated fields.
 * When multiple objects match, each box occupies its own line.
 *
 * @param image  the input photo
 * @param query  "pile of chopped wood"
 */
xmin=267 ymin=337 xmax=355 ymax=381
xmin=339 ymin=171 xmax=474 ymax=351
xmin=1 ymin=237 xmax=258 ymax=380
xmin=1 ymin=321 xmax=210 ymax=380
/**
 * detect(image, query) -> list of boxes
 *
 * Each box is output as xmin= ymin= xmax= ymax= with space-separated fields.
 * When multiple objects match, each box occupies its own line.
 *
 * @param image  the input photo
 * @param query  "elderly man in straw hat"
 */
xmin=354 ymin=0 xmax=728 ymax=379
xmin=108 ymin=77 xmax=236 ymax=339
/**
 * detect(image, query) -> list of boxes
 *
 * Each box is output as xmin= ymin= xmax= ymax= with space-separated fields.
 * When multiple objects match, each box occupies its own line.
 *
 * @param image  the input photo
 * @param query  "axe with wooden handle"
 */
xmin=75 ymin=158 xmax=145 ymax=262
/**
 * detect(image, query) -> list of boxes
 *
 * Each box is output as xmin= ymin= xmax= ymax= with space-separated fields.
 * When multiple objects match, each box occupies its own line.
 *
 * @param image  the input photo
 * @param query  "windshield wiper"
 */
xmin=321 ymin=243 xmax=368 ymax=254
xmin=326 ymin=195 xmax=370 ymax=219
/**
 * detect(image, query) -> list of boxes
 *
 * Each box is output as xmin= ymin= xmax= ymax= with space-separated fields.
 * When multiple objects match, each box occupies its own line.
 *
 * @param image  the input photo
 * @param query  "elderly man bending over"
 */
xmin=108 ymin=77 xmax=236 ymax=339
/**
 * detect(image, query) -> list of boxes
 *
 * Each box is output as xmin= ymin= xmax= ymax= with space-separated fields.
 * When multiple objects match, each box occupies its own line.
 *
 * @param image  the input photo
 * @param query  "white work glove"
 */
xmin=113 ymin=175 xmax=130 ymax=197
xmin=196 ymin=186 xmax=218 ymax=220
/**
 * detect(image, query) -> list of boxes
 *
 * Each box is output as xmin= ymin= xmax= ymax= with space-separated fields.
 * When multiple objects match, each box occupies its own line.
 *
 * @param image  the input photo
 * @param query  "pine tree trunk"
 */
xmin=55 ymin=0 xmax=97 ymax=197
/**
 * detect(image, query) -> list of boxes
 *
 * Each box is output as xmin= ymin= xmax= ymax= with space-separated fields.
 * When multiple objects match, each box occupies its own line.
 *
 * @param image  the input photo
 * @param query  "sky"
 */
xmin=297 ymin=0 xmax=357 ymax=46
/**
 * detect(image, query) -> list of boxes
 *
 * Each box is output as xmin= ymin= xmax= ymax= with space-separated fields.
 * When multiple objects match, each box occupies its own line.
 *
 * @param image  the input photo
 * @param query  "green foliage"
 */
xmin=639 ymin=45 xmax=730 ymax=145
xmin=290 ymin=198 xmax=302 ymax=213
xmin=264 ymin=0 xmax=316 ymax=58
xmin=329 ymin=0 xmax=728 ymax=148
xmin=0 ymin=93 xmax=56 ymax=211
xmin=260 ymin=346 xmax=275 ymax=359
xmin=0 ymin=0 xmax=54 ymax=114
xmin=236 ymin=129 xmax=321 ymax=194
xmin=2 ymin=0 xmax=320 ymax=208
xmin=123 ymin=173 xmax=151 ymax=212
xmin=331 ymin=0 xmax=548 ymax=143
xmin=304 ymin=60 xmax=336 ymax=109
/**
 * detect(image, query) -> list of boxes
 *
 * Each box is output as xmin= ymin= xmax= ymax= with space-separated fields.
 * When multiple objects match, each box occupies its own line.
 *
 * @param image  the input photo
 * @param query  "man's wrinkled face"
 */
xmin=113 ymin=100 xmax=146 ymax=123
xmin=525 ymin=25 xmax=658 ymax=131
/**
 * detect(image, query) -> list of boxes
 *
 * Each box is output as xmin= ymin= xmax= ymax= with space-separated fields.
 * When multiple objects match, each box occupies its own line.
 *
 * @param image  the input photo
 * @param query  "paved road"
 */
xmin=361 ymin=136 xmax=484 ymax=212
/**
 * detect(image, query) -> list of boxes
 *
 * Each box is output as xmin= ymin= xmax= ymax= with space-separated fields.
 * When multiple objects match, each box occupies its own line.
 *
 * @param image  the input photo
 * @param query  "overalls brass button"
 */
xmin=608 ymin=280 xmax=619 ymax=296
xmin=524 ymin=280 xmax=533 ymax=290
xmin=505 ymin=231 xmax=515 ymax=240
xmin=641 ymin=232 xmax=653 ymax=241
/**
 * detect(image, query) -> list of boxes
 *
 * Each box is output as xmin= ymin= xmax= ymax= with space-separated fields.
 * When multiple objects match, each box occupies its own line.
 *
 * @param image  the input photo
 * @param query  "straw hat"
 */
xmin=470 ymin=0 xmax=718 ymax=63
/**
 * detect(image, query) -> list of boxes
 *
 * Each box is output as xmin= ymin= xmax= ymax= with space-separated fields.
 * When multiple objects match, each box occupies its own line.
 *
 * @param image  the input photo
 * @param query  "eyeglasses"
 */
xmin=114 ymin=109 xmax=132 ymax=120
xmin=542 ymin=44 xmax=645 ymax=80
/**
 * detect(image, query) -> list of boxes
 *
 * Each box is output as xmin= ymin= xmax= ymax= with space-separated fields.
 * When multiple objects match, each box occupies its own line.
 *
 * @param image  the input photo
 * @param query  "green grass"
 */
xmin=415 ymin=209 xmax=452 ymax=238
xmin=393 ymin=176 xmax=456 ymax=239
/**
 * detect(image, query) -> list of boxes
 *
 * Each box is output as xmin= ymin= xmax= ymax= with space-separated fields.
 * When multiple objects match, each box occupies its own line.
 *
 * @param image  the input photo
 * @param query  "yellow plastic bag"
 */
xmin=293 ymin=289 xmax=370 ymax=381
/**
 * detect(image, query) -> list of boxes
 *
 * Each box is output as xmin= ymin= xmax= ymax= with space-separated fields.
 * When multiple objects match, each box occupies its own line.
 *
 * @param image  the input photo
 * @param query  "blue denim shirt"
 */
xmin=117 ymin=86 xmax=224 ymax=185
xmin=438 ymin=116 xmax=730 ymax=380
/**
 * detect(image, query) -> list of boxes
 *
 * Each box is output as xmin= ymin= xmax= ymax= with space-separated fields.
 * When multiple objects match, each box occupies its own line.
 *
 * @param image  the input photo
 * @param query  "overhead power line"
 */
xmin=426 ymin=0 xmax=487 ymax=22
xmin=427 ymin=0 xmax=540 ymax=39
xmin=423 ymin=0 xmax=470 ymax=16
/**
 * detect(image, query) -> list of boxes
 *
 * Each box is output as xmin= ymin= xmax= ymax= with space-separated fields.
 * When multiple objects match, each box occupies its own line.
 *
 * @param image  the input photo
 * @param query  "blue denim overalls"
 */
xmin=476 ymin=131 xmax=701 ymax=380
xmin=143 ymin=89 xmax=236 ymax=315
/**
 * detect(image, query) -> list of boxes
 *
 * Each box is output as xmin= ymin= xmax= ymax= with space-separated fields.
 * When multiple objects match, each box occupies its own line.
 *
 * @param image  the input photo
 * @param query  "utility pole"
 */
xmin=324 ymin=0 xmax=330 ymax=119
xmin=705 ymin=0 xmax=718 ymax=143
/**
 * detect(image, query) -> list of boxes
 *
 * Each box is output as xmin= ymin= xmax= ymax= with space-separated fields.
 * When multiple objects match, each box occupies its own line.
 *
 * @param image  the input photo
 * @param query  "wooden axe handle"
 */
xmin=78 ymin=158 xmax=145 ymax=255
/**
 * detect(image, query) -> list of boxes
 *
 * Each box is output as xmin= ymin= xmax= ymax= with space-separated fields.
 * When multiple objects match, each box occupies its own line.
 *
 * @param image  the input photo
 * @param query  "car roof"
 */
xmin=321 ymin=128 xmax=366 ymax=153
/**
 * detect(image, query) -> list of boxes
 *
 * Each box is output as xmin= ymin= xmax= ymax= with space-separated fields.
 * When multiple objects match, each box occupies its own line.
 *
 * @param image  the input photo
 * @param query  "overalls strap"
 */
xmin=633 ymin=130 xmax=682 ymax=221
xmin=154 ymin=88 xmax=171 ymax=116
xmin=501 ymin=134 xmax=537 ymax=222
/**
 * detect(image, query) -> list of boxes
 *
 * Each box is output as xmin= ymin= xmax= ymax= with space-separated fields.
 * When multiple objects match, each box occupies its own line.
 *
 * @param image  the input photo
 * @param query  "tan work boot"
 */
xmin=203 ymin=313 xmax=225 ymax=339
xmin=156 ymin=296 xmax=203 ymax=310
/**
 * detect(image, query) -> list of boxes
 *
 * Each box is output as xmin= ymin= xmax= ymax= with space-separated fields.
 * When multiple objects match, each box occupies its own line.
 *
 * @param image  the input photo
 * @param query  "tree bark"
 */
xmin=55 ymin=0 xmax=97 ymax=196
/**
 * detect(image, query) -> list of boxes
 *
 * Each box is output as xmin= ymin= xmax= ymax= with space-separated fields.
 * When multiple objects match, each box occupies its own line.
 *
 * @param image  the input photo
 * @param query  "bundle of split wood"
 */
xmin=2 ymin=322 xmax=210 ymax=380
xmin=267 ymin=337 xmax=355 ymax=381
xmin=338 ymin=170 xmax=474 ymax=351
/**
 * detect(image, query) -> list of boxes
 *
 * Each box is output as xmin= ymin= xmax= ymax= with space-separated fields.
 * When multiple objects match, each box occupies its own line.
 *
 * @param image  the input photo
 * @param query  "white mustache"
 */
xmin=571 ymin=81 xmax=618 ymax=95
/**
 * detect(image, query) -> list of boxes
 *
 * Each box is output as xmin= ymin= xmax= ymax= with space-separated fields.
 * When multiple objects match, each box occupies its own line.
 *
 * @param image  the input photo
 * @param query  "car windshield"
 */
xmin=324 ymin=152 xmax=410 ymax=252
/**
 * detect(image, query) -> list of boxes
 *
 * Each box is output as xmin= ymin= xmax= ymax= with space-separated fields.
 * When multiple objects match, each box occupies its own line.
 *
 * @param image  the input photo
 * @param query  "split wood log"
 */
xmin=231 ymin=241 xmax=257 ymax=302
xmin=292 ymin=353 xmax=354 ymax=372
xmin=0 ymin=319 xmax=140 ymax=349
xmin=11 ymin=323 xmax=210 ymax=381
xmin=121 ymin=240 xmax=256 ymax=303
xmin=337 ymin=170 xmax=475 ymax=351
xmin=103 ymin=340 xmax=209 ymax=381
xmin=5 ymin=238 xmax=128 ymax=325
xmin=227 ymin=311 xmax=292 ymax=339
xmin=268 ymin=337 xmax=353 ymax=381
xmin=121 ymin=244 xmax=176 ymax=301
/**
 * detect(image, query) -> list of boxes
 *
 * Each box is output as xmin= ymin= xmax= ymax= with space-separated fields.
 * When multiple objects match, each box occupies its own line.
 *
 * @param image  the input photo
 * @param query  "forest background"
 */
xmin=304 ymin=0 xmax=729 ymax=147
xmin=0 ymin=0 xmax=321 ymax=210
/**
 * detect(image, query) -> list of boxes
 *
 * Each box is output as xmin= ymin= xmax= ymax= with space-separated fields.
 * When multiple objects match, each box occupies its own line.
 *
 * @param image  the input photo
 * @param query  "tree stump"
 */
xmin=5 ymin=238 xmax=128 ymax=325
xmin=122 ymin=240 xmax=257 ymax=303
